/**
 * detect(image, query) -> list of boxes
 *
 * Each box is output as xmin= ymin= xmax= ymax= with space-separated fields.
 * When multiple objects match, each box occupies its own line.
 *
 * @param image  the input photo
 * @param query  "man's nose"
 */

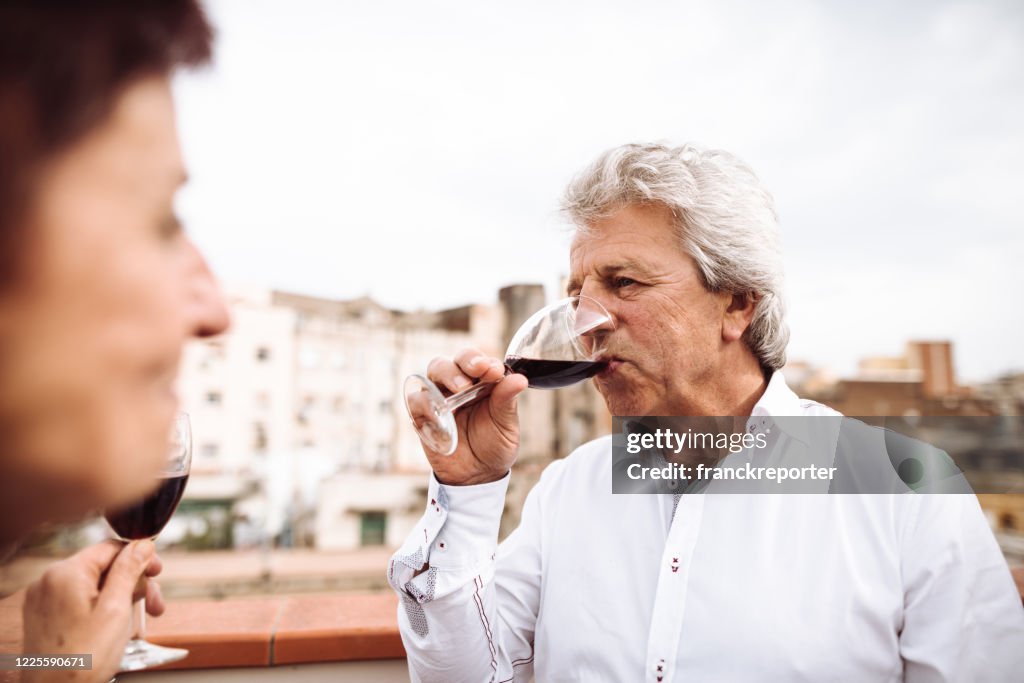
xmin=183 ymin=239 xmax=230 ymax=339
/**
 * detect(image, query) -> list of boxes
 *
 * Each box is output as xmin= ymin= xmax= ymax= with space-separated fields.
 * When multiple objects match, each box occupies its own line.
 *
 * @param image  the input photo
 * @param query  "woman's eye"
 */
xmin=614 ymin=277 xmax=637 ymax=289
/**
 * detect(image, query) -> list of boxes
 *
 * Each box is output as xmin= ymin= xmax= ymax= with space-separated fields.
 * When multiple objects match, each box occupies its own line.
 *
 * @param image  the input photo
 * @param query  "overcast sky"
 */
xmin=174 ymin=0 xmax=1024 ymax=382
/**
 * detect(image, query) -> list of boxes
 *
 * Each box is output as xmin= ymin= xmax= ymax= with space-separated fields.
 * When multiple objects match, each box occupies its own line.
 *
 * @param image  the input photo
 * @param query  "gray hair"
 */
xmin=562 ymin=142 xmax=789 ymax=372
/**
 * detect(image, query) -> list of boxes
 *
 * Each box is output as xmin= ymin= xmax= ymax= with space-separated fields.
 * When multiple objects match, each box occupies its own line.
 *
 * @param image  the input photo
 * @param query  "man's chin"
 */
xmin=599 ymin=386 xmax=651 ymax=417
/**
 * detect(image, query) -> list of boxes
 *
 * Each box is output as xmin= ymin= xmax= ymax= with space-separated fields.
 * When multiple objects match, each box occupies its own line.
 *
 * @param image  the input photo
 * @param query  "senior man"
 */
xmin=388 ymin=143 xmax=1024 ymax=682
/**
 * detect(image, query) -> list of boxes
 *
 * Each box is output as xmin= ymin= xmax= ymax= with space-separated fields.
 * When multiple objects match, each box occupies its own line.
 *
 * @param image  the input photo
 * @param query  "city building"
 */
xmin=176 ymin=284 xmax=610 ymax=551
xmin=795 ymin=340 xmax=997 ymax=416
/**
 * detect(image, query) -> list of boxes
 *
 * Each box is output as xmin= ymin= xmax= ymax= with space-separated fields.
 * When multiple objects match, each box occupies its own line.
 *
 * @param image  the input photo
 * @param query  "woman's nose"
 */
xmin=182 ymin=240 xmax=230 ymax=339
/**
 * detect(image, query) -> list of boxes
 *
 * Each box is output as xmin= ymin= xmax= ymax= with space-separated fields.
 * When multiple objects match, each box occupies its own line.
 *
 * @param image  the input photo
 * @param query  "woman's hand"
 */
xmin=21 ymin=540 xmax=165 ymax=683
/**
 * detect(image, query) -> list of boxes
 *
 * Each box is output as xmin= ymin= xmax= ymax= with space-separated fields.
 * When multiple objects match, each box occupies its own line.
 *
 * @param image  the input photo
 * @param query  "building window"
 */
xmin=297 ymin=395 xmax=315 ymax=425
xmin=359 ymin=511 xmax=387 ymax=547
xmin=253 ymin=422 xmax=268 ymax=452
xmin=205 ymin=391 xmax=222 ymax=405
xmin=256 ymin=346 xmax=271 ymax=362
xmin=198 ymin=340 xmax=226 ymax=371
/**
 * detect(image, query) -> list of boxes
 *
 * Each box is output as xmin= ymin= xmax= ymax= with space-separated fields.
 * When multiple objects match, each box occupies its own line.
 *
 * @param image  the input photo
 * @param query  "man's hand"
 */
xmin=416 ymin=348 xmax=529 ymax=486
xmin=21 ymin=540 xmax=165 ymax=683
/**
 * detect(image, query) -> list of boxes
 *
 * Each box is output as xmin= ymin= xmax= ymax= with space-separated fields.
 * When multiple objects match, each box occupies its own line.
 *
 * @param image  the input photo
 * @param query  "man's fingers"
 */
xmin=406 ymin=389 xmax=437 ymax=428
xmin=425 ymin=350 xmax=506 ymax=395
xmin=454 ymin=350 xmax=505 ymax=383
xmin=426 ymin=357 xmax=472 ymax=394
xmin=489 ymin=373 xmax=528 ymax=422
xmin=97 ymin=540 xmax=155 ymax=611
xmin=452 ymin=348 xmax=485 ymax=371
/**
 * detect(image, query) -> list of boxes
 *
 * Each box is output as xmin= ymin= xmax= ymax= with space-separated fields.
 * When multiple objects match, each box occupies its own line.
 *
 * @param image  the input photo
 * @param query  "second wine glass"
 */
xmin=103 ymin=412 xmax=192 ymax=672
xmin=404 ymin=295 xmax=614 ymax=455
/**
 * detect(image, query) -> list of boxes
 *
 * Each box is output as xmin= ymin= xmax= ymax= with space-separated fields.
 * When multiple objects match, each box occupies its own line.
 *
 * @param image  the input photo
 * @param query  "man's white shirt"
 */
xmin=388 ymin=373 xmax=1024 ymax=682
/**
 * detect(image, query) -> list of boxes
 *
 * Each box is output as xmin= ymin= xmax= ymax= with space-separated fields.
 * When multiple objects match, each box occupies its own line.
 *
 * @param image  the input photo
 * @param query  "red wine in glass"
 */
xmin=105 ymin=412 xmax=192 ymax=673
xmin=504 ymin=356 xmax=607 ymax=389
xmin=404 ymin=295 xmax=614 ymax=455
xmin=104 ymin=474 xmax=189 ymax=540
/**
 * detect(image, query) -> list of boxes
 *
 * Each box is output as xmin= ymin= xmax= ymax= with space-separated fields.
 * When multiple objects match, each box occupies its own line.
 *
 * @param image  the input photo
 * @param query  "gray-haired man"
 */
xmin=388 ymin=143 xmax=1024 ymax=682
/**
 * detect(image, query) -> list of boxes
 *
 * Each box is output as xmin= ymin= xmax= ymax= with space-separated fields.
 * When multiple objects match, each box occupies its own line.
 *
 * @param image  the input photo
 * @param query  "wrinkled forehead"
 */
xmin=567 ymin=203 xmax=694 ymax=295
xmin=569 ymin=203 xmax=681 ymax=265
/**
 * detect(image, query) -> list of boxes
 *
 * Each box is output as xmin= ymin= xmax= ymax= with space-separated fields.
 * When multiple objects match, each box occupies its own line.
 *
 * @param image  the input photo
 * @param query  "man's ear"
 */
xmin=722 ymin=292 xmax=757 ymax=342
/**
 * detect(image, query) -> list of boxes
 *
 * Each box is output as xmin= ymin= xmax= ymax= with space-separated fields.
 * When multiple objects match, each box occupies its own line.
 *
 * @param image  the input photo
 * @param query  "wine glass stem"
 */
xmin=445 ymin=379 xmax=499 ymax=413
xmin=133 ymin=596 xmax=146 ymax=640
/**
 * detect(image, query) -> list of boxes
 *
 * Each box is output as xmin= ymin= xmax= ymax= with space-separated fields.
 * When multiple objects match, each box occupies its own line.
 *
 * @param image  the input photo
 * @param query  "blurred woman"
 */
xmin=0 ymin=2 xmax=229 ymax=680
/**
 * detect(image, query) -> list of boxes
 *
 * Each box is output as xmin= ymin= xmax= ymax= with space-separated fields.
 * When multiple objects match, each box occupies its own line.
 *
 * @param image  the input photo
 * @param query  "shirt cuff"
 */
xmin=428 ymin=471 xmax=510 ymax=570
xmin=388 ymin=471 xmax=510 ymax=599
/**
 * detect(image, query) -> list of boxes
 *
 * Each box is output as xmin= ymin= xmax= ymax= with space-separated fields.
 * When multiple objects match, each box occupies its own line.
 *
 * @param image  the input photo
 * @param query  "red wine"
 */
xmin=105 ymin=474 xmax=189 ymax=540
xmin=504 ymin=357 xmax=607 ymax=389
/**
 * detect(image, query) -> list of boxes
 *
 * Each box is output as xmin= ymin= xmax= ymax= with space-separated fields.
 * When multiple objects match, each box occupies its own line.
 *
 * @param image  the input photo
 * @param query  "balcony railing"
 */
xmin=0 ymin=591 xmax=408 ymax=683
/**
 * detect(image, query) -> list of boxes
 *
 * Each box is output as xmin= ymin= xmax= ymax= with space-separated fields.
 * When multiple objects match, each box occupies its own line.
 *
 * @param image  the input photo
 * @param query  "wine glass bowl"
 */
xmin=404 ymin=295 xmax=613 ymax=455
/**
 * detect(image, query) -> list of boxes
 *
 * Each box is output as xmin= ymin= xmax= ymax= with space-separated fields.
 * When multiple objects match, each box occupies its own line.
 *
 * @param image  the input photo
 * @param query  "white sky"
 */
xmin=174 ymin=0 xmax=1024 ymax=382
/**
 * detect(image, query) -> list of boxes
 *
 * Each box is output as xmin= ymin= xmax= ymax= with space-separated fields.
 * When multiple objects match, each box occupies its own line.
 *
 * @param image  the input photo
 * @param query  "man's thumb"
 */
xmin=98 ymin=541 xmax=154 ymax=610
xmin=489 ymin=373 xmax=528 ymax=425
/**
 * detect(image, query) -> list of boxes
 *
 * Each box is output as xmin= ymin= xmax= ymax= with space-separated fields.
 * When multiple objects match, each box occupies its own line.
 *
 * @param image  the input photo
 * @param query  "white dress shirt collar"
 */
xmin=749 ymin=370 xmax=818 ymax=444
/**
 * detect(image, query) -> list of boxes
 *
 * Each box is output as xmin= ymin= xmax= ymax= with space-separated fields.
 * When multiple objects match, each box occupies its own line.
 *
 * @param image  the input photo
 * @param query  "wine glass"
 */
xmin=103 ymin=412 xmax=192 ymax=672
xmin=404 ymin=295 xmax=613 ymax=455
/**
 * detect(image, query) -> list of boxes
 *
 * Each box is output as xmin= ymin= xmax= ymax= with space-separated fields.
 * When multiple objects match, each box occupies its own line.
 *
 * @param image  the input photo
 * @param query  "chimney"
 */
xmin=907 ymin=341 xmax=956 ymax=398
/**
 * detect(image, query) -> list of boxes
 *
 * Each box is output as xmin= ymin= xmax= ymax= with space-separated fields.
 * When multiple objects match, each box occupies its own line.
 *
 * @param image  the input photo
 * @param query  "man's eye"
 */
xmin=614 ymin=277 xmax=637 ymax=289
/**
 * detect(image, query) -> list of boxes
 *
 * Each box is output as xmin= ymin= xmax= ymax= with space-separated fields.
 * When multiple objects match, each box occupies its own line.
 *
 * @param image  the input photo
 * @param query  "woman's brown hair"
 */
xmin=0 ymin=0 xmax=214 ymax=285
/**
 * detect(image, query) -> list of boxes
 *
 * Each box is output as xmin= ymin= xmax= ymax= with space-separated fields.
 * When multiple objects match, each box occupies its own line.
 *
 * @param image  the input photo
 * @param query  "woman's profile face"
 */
xmin=0 ymin=75 xmax=229 ymax=535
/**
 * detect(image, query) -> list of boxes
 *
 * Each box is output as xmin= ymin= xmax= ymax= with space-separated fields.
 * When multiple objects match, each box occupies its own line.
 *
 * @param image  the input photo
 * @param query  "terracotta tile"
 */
xmin=272 ymin=593 xmax=405 ymax=664
xmin=0 ymin=590 xmax=408 ymax=673
xmin=146 ymin=596 xmax=283 ymax=669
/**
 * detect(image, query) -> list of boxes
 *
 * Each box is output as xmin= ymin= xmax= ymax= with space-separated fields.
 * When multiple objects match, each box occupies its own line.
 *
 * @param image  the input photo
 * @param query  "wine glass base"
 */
xmin=118 ymin=639 xmax=189 ymax=672
xmin=404 ymin=374 xmax=458 ymax=455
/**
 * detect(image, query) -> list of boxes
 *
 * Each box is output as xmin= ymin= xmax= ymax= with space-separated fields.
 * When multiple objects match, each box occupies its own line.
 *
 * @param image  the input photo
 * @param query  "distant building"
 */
xmin=801 ymin=341 xmax=997 ymax=417
xmin=178 ymin=284 xmax=609 ymax=551
xmin=977 ymin=371 xmax=1024 ymax=417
